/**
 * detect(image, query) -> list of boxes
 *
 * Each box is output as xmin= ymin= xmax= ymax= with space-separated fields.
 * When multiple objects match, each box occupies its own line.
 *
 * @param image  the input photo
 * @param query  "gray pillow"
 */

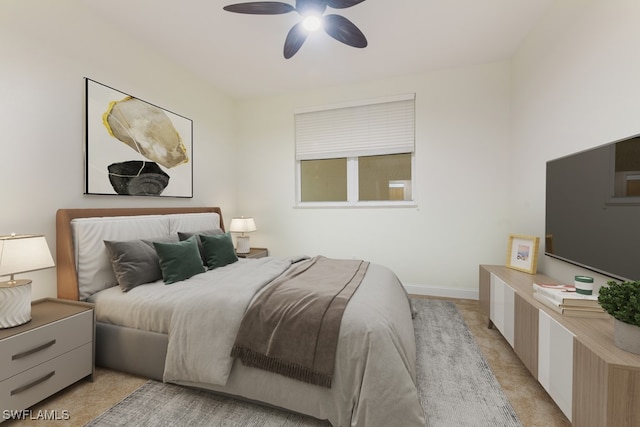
xmin=104 ymin=235 xmax=177 ymax=292
xmin=178 ymin=229 xmax=224 ymax=265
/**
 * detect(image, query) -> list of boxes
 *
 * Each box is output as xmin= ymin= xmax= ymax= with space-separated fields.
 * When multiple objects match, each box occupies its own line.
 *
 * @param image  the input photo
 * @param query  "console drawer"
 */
xmin=0 ymin=311 xmax=92 ymax=381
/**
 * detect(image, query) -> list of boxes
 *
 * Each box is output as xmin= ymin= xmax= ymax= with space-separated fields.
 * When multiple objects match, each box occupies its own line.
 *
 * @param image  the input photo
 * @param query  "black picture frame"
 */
xmin=85 ymin=78 xmax=193 ymax=198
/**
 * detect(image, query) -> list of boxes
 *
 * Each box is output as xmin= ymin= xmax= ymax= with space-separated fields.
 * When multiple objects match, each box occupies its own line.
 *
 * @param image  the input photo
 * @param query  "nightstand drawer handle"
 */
xmin=10 ymin=371 xmax=55 ymax=396
xmin=12 ymin=339 xmax=57 ymax=360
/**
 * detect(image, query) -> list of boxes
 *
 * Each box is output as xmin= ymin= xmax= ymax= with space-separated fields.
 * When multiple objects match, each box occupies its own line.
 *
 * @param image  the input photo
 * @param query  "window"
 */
xmin=300 ymin=158 xmax=347 ymax=202
xmin=359 ymin=153 xmax=412 ymax=201
xmin=295 ymin=94 xmax=415 ymax=207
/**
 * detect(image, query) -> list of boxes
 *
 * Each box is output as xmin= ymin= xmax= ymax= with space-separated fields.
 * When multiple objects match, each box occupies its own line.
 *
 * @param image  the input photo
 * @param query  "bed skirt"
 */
xmin=95 ymin=322 xmax=167 ymax=380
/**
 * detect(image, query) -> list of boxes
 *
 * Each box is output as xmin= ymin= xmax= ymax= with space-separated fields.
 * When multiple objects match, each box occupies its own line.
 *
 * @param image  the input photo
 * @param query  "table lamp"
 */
xmin=229 ymin=217 xmax=256 ymax=254
xmin=0 ymin=234 xmax=55 ymax=328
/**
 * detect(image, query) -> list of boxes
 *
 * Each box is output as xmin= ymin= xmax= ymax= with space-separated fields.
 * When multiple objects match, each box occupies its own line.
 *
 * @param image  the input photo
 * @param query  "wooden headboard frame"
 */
xmin=55 ymin=207 xmax=224 ymax=301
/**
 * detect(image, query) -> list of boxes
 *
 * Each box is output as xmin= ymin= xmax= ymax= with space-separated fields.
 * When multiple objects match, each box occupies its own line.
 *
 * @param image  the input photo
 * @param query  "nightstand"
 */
xmin=236 ymin=247 xmax=269 ymax=259
xmin=0 ymin=298 xmax=94 ymax=417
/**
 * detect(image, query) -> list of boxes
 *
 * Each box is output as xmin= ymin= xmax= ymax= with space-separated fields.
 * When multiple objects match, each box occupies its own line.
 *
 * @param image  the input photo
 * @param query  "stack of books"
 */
xmin=532 ymin=283 xmax=609 ymax=318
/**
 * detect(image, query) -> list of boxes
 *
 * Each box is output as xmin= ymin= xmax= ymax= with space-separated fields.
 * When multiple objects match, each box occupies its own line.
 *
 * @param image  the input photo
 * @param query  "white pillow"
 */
xmin=72 ymin=215 xmax=170 ymax=300
xmin=71 ymin=212 xmax=222 ymax=300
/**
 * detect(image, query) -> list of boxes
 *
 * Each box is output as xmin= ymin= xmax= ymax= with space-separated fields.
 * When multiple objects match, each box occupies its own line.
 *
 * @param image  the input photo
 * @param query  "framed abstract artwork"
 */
xmin=84 ymin=78 xmax=193 ymax=198
xmin=506 ymin=234 xmax=540 ymax=274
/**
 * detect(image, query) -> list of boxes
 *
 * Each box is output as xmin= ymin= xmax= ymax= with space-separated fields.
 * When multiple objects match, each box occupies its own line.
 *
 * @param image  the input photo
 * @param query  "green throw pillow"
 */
xmin=200 ymin=232 xmax=238 ymax=270
xmin=153 ymin=236 xmax=206 ymax=284
xmin=177 ymin=229 xmax=224 ymax=265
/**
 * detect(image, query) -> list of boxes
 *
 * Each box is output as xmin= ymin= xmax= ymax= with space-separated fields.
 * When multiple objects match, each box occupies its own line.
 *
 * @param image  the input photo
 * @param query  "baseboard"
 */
xmin=403 ymin=283 xmax=478 ymax=300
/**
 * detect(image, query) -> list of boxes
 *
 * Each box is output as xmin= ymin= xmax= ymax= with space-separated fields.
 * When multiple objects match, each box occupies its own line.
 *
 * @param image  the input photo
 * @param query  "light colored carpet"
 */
xmin=85 ymin=299 xmax=520 ymax=427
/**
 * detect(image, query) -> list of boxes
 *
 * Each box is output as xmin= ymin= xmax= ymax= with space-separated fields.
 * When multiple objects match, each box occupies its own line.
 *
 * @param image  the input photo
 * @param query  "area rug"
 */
xmin=413 ymin=299 xmax=521 ymax=426
xmin=85 ymin=299 xmax=521 ymax=427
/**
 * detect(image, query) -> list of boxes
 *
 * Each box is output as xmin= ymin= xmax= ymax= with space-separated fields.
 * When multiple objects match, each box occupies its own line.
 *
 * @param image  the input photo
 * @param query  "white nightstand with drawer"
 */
xmin=0 ymin=298 xmax=94 ymax=419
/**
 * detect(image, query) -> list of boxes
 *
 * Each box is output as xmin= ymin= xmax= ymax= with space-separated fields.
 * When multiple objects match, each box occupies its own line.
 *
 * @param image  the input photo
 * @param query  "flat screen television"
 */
xmin=545 ymin=134 xmax=640 ymax=281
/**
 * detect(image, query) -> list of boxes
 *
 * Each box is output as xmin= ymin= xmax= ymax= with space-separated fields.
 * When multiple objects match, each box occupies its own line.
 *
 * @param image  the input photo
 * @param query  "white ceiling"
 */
xmin=82 ymin=0 xmax=554 ymax=99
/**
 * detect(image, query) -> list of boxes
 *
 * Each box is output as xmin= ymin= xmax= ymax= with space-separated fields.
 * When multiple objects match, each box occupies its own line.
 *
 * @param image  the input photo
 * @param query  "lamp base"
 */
xmin=0 ymin=281 xmax=32 ymax=328
xmin=236 ymin=236 xmax=251 ymax=254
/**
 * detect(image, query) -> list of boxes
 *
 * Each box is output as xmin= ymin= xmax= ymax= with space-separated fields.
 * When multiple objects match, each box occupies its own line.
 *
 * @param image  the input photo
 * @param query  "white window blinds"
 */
xmin=295 ymin=94 xmax=415 ymax=161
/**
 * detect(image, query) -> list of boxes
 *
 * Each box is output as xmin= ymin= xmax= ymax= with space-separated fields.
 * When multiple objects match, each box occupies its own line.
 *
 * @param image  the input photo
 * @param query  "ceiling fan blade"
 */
xmin=223 ymin=2 xmax=296 ymax=14
xmin=283 ymin=23 xmax=308 ymax=59
xmin=323 ymin=14 xmax=367 ymax=48
xmin=326 ymin=0 xmax=366 ymax=9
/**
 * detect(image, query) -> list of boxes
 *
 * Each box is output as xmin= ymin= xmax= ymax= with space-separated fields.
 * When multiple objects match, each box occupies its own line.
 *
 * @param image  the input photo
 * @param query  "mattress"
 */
xmin=88 ymin=257 xmax=260 ymax=333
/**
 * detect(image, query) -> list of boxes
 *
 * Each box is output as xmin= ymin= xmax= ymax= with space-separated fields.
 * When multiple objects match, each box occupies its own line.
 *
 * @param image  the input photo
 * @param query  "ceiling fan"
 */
xmin=223 ymin=0 xmax=368 ymax=59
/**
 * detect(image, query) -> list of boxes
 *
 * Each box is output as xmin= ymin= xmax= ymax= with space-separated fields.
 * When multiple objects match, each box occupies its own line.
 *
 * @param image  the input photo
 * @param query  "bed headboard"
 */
xmin=56 ymin=207 xmax=224 ymax=301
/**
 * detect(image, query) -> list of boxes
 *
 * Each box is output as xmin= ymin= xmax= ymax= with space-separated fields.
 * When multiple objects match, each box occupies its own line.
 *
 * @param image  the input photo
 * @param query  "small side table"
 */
xmin=237 ymin=248 xmax=269 ymax=259
xmin=0 ymin=298 xmax=94 ymax=416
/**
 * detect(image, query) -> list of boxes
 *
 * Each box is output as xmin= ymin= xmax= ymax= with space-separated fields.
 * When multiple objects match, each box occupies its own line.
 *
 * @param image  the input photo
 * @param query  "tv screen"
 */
xmin=545 ymin=135 xmax=640 ymax=281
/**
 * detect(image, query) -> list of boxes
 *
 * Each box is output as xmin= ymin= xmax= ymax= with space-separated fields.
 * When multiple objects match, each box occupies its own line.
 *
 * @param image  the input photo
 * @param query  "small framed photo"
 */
xmin=506 ymin=234 xmax=540 ymax=274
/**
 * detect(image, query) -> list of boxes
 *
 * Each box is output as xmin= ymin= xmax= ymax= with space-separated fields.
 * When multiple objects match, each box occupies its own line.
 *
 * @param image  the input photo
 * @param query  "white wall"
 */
xmin=235 ymin=62 xmax=513 ymax=298
xmin=10 ymin=0 xmax=628 ymax=301
xmin=511 ymin=0 xmax=640 ymax=288
xmin=0 ymin=1 xmax=237 ymax=298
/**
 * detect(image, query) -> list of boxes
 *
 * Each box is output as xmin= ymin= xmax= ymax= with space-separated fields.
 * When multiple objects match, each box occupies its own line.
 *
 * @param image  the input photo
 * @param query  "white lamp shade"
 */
xmin=229 ymin=217 xmax=257 ymax=234
xmin=0 ymin=234 xmax=53 ymax=328
xmin=0 ymin=234 xmax=55 ymax=279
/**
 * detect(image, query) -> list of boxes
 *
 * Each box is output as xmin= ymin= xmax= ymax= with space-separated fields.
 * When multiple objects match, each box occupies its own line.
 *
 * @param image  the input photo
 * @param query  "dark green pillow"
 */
xmin=200 ymin=232 xmax=238 ymax=270
xmin=178 ymin=229 xmax=224 ymax=265
xmin=153 ymin=236 xmax=206 ymax=284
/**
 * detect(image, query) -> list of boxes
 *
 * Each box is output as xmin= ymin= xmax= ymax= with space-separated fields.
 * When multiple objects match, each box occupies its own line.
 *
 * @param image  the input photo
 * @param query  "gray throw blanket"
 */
xmin=231 ymin=256 xmax=369 ymax=388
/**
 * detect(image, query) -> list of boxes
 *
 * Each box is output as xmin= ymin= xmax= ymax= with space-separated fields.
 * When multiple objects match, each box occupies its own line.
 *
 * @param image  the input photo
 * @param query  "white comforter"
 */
xmin=90 ymin=257 xmax=426 ymax=427
xmin=164 ymin=257 xmax=295 ymax=385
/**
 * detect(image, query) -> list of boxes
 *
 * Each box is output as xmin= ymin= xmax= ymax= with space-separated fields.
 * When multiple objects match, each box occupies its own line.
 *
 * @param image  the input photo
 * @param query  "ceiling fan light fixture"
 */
xmin=302 ymin=15 xmax=323 ymax=32
xmin=223 ymin=0 xmax=368 ymax=58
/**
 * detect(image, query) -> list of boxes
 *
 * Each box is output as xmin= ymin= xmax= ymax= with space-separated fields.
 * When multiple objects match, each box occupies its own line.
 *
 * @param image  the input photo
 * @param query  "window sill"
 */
xmin=294 ymin=201 xmax=418 ymax=209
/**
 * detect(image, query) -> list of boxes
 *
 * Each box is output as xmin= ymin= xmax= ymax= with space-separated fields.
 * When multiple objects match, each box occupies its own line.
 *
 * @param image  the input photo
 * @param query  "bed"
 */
xmin=56 ymin=207 xmax=426 ymax=427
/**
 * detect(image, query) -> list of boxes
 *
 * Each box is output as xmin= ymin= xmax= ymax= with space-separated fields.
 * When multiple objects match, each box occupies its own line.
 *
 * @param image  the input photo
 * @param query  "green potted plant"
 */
xmin=598 ymin=280 xmax=640 ymax=354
